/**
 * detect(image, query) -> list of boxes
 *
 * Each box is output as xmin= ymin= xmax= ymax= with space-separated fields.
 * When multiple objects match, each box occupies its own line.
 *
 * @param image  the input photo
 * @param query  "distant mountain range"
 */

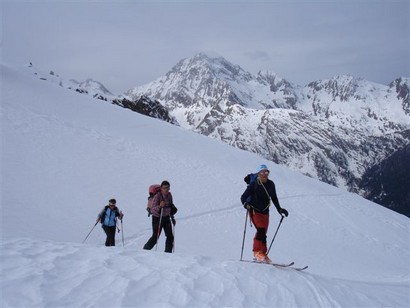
xmin=26 ymin=54 xmax=410 ymax=217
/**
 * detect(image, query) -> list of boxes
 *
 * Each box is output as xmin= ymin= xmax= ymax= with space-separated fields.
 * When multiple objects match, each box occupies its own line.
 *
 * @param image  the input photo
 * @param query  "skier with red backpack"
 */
xmin=241 ymin=164 xmax=288 ymax=263
xmin=143 ymin=180 xmax=177 ymax=253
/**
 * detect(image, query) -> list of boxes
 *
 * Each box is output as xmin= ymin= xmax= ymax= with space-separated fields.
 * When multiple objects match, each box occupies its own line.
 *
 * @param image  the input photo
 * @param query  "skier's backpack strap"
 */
xmin=100 ymin=205 xmax=109 ymax=224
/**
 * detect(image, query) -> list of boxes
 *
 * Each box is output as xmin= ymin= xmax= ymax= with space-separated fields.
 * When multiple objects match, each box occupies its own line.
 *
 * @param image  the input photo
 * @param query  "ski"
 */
xmin=270 ymin=263 xmax=308 ymax=271
xmin=240 ymin=259 xmax=308 ymax=271
xmin=292 ymin=265 xmax=309 ymax=271
xmin=240 ymin=259 xmax=294 ymax=267
xmin=271 ymin=261 xmax=295 ymax=268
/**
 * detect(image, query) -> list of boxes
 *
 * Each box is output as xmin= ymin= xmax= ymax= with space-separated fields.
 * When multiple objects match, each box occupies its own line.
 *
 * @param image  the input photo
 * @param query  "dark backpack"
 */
xmin=244 ymin=173 xmax=258 ymax=185
xmin=244 ymin=173 xmax=258 ymax=203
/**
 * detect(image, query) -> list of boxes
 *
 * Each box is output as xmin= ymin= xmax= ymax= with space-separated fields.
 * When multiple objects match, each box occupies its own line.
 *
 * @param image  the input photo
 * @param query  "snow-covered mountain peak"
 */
xmin=77 ymin=78 xmax=113 ymax=95
xmin=124 ymin=53 xmax=298 ymax=129
xmin=179 ymin=52 xmax=252 ymax=81
xmin=163 ymin=52 xmax=254 ymax=94
xmin=256 ymin=69 xmax=279 ymax=83
xmin=305 ymin=75 xmax=361 ymax=101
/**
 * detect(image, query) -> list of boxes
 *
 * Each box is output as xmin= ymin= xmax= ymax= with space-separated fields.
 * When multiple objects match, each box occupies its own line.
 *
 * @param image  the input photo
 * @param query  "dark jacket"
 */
xmin=241 ymin=178 xmax=281 ymax=214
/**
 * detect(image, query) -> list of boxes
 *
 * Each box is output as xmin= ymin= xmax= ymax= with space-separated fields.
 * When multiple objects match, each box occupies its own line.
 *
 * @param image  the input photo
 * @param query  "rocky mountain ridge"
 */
xmin=26 ymin=63 xmax=176 ymax=124
xmin=359 ymin=144 xmax=410 ymax=217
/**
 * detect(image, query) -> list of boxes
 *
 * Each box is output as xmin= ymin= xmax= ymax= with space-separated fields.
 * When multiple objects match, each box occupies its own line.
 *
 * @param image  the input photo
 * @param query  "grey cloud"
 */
xmin=243 ymin=51 xmax=271 ymax=62
xmin=2 ymin=1 xmax=409 ymax=93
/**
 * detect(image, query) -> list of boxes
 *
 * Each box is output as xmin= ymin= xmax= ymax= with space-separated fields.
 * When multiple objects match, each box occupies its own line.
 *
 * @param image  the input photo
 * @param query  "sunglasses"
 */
xmin=259 ymin=170 xmax=270 ymax=175
xmin=109 ymin=203 xmax=116 ymax=206
xmin=161 ymin=186 xmax=170 ymax=190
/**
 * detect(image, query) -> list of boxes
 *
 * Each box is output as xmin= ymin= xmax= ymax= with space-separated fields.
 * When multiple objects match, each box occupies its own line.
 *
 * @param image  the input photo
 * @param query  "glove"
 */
xmin=243 ymin=202 xmax=251 ymax=210
xmin=171 ymin=216 xmax=176 ymax=226
xmin=278 ymin=208 xmax=288 ymax=217
xmin=170 ymin=203 xmax=178 ymax=216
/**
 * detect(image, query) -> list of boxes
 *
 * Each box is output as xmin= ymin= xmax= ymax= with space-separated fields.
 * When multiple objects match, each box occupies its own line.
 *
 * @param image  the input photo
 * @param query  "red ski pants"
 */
xmin=250 ymin=211 xmax=269 ymax=253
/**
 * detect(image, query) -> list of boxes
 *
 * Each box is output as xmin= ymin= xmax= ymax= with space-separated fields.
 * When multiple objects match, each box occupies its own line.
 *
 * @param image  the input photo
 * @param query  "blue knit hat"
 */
xmin=256 ymin=164 xmax=269 ymax=173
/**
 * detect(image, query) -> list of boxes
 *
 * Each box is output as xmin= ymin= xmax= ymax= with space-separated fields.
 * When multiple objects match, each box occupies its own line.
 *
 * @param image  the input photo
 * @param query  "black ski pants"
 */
xmin=143 ymin=215 xmax=174 ymax=253
xmin=102 ymin=225 xmax=116 ymax=246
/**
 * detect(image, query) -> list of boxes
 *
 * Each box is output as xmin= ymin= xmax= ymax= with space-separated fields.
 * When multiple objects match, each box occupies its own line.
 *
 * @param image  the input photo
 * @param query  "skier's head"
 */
xmin=109 ymin=199 xmax=116 ymax=206
xmin=161 ymin=180 xmax=170 ymax=188
xmin=160 ymin=181 xmax=170 ymax=193
xmin=256 ymin=164 xmax=269 ymax=174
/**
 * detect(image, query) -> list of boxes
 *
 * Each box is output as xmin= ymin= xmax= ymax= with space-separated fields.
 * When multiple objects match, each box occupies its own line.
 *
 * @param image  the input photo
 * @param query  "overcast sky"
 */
xmin=2 ymin=0 xmax=409 ymax=94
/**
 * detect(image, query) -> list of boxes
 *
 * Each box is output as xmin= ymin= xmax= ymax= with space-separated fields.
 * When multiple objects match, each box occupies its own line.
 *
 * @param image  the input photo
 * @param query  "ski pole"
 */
xmin=240 ymin=210 xmax=249 ymax=261
xmin=266 ymin=215 xmax=284 ymax=256
xmin=82 ymin=221 xmax=98 ymax=243
xmin=155 ymin=207 xmax=164 ymax=251
xmin=171 ymin=216 xmax=176 ymax=253
xmin=121 ymin=218 xmax=124 ymax=247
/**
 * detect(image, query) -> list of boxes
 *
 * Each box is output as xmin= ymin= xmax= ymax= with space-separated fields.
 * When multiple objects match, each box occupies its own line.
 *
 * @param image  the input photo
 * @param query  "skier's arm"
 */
xmin=96 ymin=208 xmax=105 ymax=223
xmin=116 ymin=208 xmax=124 ymax=219
xmin=269 ymin=183 xmax=288 ymax=217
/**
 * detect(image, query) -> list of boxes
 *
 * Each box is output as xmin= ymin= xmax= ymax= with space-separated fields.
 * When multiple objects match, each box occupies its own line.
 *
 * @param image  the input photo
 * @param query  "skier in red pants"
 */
xmin=241 ymin=164 xmax=288 ymax=262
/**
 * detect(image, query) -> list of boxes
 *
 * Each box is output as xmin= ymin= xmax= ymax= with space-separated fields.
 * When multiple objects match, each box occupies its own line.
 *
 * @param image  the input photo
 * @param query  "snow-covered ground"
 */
xmin=1 ymin=63 xmax=409 ymax=307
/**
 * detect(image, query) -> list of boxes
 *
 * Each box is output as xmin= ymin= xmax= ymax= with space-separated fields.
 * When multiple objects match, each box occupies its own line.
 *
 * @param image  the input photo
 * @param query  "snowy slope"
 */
xmin=1 ymin=63 xmax=409 ymax=307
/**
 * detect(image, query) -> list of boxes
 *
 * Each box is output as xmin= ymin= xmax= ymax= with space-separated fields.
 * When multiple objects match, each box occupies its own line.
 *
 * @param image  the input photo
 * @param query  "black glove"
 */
xmin=278 ymin=208 xmax=288 ymax=217
xmin=170 ymin=203 xmax=178 ymax=216
xmin=171 ymin=216 xmax=176 ymax=226
xmin=243 ymin=202 xmax=251 ymax=210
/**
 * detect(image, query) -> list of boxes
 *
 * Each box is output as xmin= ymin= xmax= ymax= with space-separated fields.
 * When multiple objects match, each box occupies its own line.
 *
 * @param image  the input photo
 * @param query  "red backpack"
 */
xmin=146 ymin=184 xmax=161 ymax=216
